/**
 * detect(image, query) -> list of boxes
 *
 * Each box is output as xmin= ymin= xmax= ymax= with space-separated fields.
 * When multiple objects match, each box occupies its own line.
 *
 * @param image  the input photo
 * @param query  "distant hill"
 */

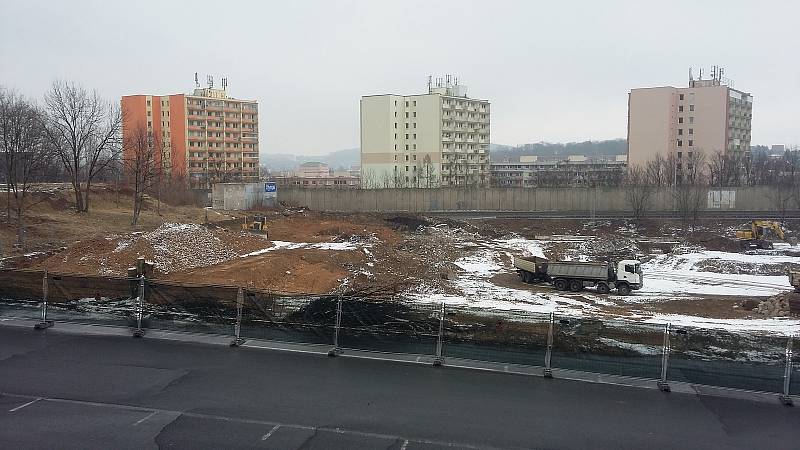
xmin=263 ymin=141 xmax=630 ymax=170
xmin=490 ymin=139 xmax=627 ymax=162
xmin=262 ymin=148 xmax=360 ymax=171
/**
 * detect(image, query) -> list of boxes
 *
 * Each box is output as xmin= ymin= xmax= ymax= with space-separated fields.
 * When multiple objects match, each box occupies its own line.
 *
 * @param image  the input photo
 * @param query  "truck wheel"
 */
xmin=554 ymin=279 xmax=567 ymax=291
xmin=596 ymin=283 xmax=610 ymax=294
xmin=569 ymin=280 xmax=582 ymax=292
xmin=617 ymin=283 xmax=631 ymax=296
xmin=522 ymin=272 xmax=531 ymax=283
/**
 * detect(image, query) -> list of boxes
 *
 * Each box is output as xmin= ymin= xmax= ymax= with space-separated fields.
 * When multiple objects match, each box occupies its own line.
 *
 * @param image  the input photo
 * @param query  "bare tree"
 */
xmin=123 ymin=123 xmax=159 ymax=226
xmin=623 ymin=165 xmax=654 ymax=222
xmin=360 ymin=168 xmax=377 ymax=189
xmin=672 ymin=150 xmax=708 ymax=226
xmin=421 ymin=154 xmax=438 ymax=188
xmin=43 ymin=81 xmax=122 ymax=213
xmin=0 ymin=89 xmax=52 ymax=248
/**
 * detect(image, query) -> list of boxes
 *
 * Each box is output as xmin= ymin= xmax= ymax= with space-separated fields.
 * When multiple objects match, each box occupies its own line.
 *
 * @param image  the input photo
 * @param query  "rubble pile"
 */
xmin=757 ymin=292 xmax=800 ymax=317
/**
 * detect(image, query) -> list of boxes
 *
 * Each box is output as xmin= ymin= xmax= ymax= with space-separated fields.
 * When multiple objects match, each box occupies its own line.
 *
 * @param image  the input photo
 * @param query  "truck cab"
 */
xmin=616 ymin=259 xmax=643 ymax=293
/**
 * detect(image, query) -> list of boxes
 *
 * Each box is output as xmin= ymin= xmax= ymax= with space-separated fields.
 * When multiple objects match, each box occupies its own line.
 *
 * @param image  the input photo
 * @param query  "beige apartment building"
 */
xmin=360 ymin=77 xmax=490 ymax=188
xmin=122 ymin=85 xmax=259 ymax=190
xmin=627 ymin=71 xmax=752 ymax=170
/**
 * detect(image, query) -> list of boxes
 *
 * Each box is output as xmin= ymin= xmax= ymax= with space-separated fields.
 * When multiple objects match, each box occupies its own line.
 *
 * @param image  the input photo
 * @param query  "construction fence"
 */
xmin=275 ymin=186 xmax=784 ymax=213
xmin=1 ymin=268 xmax=797 ymax=404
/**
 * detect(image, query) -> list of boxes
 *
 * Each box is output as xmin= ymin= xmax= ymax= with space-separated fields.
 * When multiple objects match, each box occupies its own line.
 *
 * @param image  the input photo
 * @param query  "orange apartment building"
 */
xmin=122 ymin=87 xmax=259 ymax=190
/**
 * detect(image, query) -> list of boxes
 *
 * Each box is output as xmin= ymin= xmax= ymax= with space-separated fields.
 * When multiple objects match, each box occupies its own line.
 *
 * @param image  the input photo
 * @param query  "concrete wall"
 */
xmin=212 ymin=183 xmax=275 ymax=210
xmin=276 ymin=186 xmax=782 ymax=213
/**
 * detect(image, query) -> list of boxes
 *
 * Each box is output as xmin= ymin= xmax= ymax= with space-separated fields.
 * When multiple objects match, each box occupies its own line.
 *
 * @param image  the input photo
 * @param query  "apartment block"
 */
xmin=122 ymin=87 xmax=259 ymax=190
xmin=627 ymin=70 xmax=752 ymax=169
xmin=360 ymin=77 xmax=490 ymax=188
xmin=491 ymin=155 xmax=626 ymax=188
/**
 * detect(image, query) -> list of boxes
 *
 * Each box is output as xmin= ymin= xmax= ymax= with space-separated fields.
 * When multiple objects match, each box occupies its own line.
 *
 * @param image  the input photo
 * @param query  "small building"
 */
xmin=490 ymin=157 xmax=626 ymax=188
xmin=211 ymin=182 xmax=274 ymax=210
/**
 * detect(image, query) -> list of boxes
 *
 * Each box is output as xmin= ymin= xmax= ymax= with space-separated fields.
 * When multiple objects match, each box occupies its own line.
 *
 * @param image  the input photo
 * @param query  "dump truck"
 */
xmin=513 ymin=256 xmax=643 ymax=295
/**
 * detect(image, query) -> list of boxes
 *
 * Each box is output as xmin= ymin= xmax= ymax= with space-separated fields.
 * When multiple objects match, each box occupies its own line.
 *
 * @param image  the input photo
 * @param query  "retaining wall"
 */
xmin=275 ymin=186 xmax=782 ymax=213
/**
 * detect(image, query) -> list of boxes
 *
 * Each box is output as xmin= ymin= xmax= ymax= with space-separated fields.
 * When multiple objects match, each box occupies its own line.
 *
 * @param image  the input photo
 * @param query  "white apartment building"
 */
xmin=360 ymin=77 xmax=490 ymax=188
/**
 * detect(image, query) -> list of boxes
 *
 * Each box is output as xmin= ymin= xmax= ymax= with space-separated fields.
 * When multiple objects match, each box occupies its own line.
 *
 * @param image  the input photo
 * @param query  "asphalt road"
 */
xmin=0 ymin=326 xmax=798 ymax=450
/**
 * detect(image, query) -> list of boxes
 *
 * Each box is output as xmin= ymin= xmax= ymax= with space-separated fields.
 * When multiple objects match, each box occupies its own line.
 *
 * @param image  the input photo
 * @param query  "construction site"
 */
xmin=1 ymin=184 xmax=799 ymax=335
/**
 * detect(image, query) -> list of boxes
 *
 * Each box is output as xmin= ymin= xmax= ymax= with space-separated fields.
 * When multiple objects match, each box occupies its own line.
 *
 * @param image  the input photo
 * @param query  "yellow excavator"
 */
xmin=735 ymin=220 xmax=787 ymax=249
xmin=241 ymin=215 xmax=269 ymax=237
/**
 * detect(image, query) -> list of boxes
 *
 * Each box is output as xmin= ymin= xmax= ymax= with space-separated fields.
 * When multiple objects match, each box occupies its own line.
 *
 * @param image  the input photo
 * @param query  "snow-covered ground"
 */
xmin=406 ymin=233 xmax=800 ymax=334
xmin=240 ymin=240 xmax=360 ymax=257
xmin=638 ymin=247 xmax=797 ymax=298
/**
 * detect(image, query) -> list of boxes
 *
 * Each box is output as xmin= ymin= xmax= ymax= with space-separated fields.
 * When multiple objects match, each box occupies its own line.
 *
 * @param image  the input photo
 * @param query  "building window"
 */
xmin=405 ymin=123 xmax=409 ymax=129
xmin=413 ymin=144 xmax=416 ymax=150
xmin=413 ymin=101 xmax=416 ymax=106
xmin=689 ymin=104 xmax=695 ymax=111
xmin=678 ymin=106 xmax=684 ymax=112
xmin=405 ymin=155 xmax=409 ymax=161
xmin=678 ymin=129 xmax=683 ymax=135
xmin=413 ymin=123 xmax=417 ymax=128
xmin=413 ymin=134 xmax=416 ymax=139
xmin=678 ymin=152 xmax=682 ymax=158
xmin=679 ymin=94 xmax=684 ymax=101
xmin=678 ymin=117 xmax=683 ymax=124
xmin=405 ymin=101 xmax=409 ymax=107
xmin=413 ymin=112 xmax=417 ymax=117
xmin=689 ymin=117 xmax=694 ymax=124
xmin=405 ymin=134 xmax=409 ymax=139
xmin=677 ymin=140 xmax=683 ymax=147
xmin=405 ymin=112 xmax=409 ymax=118
xmin=394 ymin=123 xmax=397 ymax=129
xmin=688 ymin=140 xmax=693 ymax=146
xmin=688 ymin=128 xmax=693 ymax=135
xmin=405 ymin=145 xmax=409 ymax=150
xmin=413 ymin=155 xmax=417 ymax=160
xmin=405 ymin=166 xmax=409 ymax=171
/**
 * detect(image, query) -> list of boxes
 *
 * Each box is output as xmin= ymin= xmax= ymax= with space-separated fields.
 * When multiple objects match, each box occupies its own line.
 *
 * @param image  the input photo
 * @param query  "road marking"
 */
xmin=400 ymin=439 xmax=409 ymax=450
xmin=9 ymin=398 xmax=40 ymax=412
xmin=133 ymin=411 xmax=158 ymax=426
xmin=261 ymin=424 xmax=280 ymax=441
xmin=0 ymin=392 xmax=501 ymax=450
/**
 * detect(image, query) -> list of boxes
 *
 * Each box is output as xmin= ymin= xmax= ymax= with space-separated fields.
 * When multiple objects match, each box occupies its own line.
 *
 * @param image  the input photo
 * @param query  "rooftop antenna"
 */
xmin=222 ymin=77 xmax=228 ymax=91
xmin=688 ymin=67 xmax=693 ymax=83
xmin=428 ymin=75 xmax=432 ymax=93
xmin=194 ymin=72 xmax=200 ymax=88
xmin=207 ymin=75 xmax=214 ymax=89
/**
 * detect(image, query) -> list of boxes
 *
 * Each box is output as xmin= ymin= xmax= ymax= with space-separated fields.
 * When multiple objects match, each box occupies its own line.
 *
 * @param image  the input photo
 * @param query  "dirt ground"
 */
xmin=2 ymin=184 xmax=798 ymax=322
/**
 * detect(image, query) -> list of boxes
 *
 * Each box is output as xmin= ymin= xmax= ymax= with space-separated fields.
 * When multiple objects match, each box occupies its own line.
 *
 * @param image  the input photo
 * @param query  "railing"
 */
xmin=0 ymin=271 xmax=796 ymax=405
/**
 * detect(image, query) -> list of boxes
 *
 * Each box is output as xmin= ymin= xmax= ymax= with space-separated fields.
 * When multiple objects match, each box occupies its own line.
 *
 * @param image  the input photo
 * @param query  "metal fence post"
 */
xmin=34 ymin=269 xmax=54 ymax=330
xmin=132 ymin=275 xmax=145 ymax=338
xmin=779 ymin=335 xmax=794 ymax=406
xmin=230 ymin=287 xmax=246 ymax=347
xmin=328 ymin=295 xmax=343 ymax=356
xmin=544 ymin=312 xmax=554 ymax=378
xmin=657 ymin=323 xmax=671 ymax=392
xmin=433 ymin=302 xmax=445 ymax=366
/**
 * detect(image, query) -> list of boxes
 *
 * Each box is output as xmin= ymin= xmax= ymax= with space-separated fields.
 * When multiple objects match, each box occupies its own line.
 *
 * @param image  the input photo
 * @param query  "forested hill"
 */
xmin=490 ymin=139 xmax=627 ymax=161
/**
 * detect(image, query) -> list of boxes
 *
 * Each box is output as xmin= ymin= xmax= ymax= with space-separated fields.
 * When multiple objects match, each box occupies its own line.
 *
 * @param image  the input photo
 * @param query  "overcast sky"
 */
xmin=1 ymin=0 xmax=798 ymax=155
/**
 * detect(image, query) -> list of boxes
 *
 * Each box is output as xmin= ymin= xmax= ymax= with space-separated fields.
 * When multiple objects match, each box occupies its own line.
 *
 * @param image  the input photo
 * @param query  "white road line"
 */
xmin=9 ymin=398 xmax=41 ymax=412
xmin=0 ymin=392 xmax=500 ymax=450
xmin=260 ymin=424 xmax=280 ymax=441
xmin=133 ymin=411 xmax=158 ymax=426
